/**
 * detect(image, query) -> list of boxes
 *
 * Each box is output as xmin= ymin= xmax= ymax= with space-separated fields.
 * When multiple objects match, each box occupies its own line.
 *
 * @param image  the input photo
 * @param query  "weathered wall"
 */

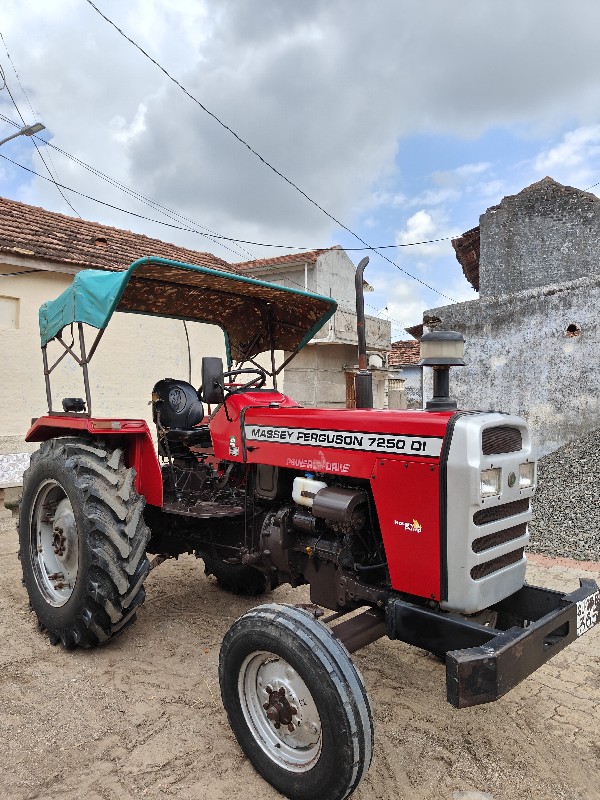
xmin=425 ymin=275 xmax=600 ymax=456
xmin=311 ymin=308 xmax=390 ymax=351
xmin=283 ymin=344 xmax=387 ymax=409
xmin=479 ymin=178 xmax=600 ymax=297
xmin=254 ymin=250 xmax=391 ymax=408
xmin=312 ymin=249 xmax=358 ymax=308
xmin=246 ymin=248 xmax=358 ymax=310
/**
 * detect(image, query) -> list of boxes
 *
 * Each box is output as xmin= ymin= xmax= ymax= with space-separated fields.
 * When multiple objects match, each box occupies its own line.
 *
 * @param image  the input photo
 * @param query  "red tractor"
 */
xmin=19 ymin=256 xmax=599 ymax=800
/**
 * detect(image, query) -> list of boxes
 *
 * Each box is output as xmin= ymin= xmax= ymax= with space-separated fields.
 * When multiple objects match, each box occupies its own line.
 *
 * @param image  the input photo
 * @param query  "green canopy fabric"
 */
xmin=39 ymin=269 xmax=130 ymax=346
xmin=39 ymin=257 xmax=337 ymax=363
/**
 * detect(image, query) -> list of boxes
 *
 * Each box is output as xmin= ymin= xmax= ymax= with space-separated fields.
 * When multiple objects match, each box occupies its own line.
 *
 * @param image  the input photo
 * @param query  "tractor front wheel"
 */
xmin=219 ymin=604 xmax=374 ymax=800
xmin=19 ymin=437 xmax=151 ymax=648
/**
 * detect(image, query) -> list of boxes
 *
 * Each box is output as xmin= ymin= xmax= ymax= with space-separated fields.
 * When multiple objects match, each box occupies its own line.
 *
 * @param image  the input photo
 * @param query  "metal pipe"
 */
xmin=42 ymin=345 xmax=53 ymax=414
xmin=354 ymin=256 xmax=373 ymax=409
xmin=266 ymin=304 xmax=278 ymax=390
xmin=355 ymin=257 xmax=369 ymax=371
xmin=78 ymin=323 xmax=93 ymax=416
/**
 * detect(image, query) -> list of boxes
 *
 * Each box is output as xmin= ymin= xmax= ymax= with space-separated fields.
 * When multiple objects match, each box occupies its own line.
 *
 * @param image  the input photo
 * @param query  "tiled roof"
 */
xmin=388 ymin=339 xmax=421 ymax=367
xmin=452 ymin=226 xmax=480 ymax=291
xmin=0 ymin=196 xmax=234 ymax=273
xmin=404 ymin=323 xmax=423 ymax=339
xmin=233 ymin=247 xmax=338 ymax=271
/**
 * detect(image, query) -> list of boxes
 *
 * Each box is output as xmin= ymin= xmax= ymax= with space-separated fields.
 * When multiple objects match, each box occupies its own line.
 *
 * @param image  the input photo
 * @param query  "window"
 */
xmin=0 ymin=296 xmax=19 ymax=329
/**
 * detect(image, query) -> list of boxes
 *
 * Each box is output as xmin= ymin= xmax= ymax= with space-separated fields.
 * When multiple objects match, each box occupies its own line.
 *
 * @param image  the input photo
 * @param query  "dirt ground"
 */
xmin=2 ymin=514 xmax=600 ymax=800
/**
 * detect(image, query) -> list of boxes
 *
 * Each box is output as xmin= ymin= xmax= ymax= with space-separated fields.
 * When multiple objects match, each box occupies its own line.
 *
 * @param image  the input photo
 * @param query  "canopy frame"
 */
xmin=37 ymin=257 xmax=338 ymax=417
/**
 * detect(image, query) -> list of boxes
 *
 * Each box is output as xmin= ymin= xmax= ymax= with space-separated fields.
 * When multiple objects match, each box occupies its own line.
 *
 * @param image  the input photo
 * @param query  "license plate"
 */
xmin=576 ymin=591 xmax=600 ymax=637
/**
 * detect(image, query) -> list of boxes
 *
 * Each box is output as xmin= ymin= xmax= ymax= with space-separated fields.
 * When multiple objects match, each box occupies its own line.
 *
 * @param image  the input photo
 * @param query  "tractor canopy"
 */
xmin=39 ymin=256 xmax=337 ymax=365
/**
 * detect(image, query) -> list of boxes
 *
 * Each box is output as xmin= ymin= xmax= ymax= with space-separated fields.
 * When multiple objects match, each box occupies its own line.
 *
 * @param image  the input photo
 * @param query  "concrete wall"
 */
xmin=310 ymin=308 xmax=390 ymax=351
xmin=252 ymin=250 xmax=391 ymax=408
xmin=244 ymin=248 xmax=358 ymax=310
xmin=283 ymin=344 xmax=387 ymax=409
xmin=423 ymin=179 xmax=600 ymax=457
xmin=425 ymin=275 xmax=600 ymax=457
xmin=479 ymin=178 xmax=600 ymax=297
xmin=312 ymin=249 xmax=358 ymax=309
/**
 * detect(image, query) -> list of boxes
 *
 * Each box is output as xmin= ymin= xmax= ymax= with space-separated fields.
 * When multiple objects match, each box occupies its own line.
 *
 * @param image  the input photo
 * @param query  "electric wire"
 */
xmin=0 ymin=111 xmax=456 ymax=256
xmin=0 ymin=151 xmax=412 ymax=327
xmin=0 ymin=151 xmax=272 ymax=243
xmin=82 ymin=0 xmax=457 ymax=302
xmin=0 ymin=148 xmax=455 ymax=282
xmin=0 ymin=113 xmax=253 ymax=261
xmin=0 ymin=43 xmax=81 ymax=218
xmin=0 ymin=33 xmax=36 ymax=120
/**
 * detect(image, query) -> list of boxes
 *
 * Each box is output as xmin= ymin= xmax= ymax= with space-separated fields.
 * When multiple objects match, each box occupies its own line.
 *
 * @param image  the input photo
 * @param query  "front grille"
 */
xmin=482 ymin=426 xmax=522 ymax=455
xmin=473 ymin=498 xmax=529 ymax=526
xmin=472 ymin=523 xmax=527 ymax=553
xmin=470 ymin=548 xmax=524 ymax=580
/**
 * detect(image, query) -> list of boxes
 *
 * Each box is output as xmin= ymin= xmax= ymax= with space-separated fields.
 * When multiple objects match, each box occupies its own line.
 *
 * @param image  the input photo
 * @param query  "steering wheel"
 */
xmin=222 ymin=368 xmax=267 ymax=396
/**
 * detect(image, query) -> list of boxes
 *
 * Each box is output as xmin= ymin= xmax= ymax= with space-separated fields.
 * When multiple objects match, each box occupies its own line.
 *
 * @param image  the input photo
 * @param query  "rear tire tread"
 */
xmin=19 ymin=437 xmax=151 ymax=649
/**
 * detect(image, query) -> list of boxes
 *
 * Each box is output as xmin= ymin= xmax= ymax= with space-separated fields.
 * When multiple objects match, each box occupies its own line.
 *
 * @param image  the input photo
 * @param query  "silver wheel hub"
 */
xmin=31 ymin=480 xmax=79 ymax=606
xmin=238 ymin=651 xmax=322 ymax=772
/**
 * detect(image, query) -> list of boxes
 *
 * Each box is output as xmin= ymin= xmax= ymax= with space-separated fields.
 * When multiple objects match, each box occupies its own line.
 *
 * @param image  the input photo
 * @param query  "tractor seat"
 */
xmin=152 ymin=379 xmax=212 ymax=448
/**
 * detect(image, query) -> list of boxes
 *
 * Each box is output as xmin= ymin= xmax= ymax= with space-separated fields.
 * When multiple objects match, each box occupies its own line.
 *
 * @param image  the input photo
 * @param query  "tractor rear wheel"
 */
xmin=219 ymin=604 xmax=374 ymax=800
xmin=19 ymin=437 xmax=151 ymax=648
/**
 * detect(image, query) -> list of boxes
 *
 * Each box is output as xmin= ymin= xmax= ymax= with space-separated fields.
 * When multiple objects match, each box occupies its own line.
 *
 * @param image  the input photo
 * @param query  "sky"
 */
xmin=2 ymin=0 xmax=600 ymax=340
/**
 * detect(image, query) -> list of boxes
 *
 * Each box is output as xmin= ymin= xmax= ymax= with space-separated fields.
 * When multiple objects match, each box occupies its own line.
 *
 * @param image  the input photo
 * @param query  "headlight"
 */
xmin=480 ymin=468 xmax=501 ymax=498
xmin=519 ymin=462 xmax=535 ymax=489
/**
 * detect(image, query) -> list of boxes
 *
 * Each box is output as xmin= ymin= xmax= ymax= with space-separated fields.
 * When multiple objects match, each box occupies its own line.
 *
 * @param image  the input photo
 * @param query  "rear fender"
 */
xmin=25 ymin=416 xmax=163 ymax=506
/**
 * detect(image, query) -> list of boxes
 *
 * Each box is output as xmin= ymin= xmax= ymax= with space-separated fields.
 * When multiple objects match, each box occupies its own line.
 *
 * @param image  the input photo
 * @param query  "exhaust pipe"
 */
xmin=354 ymin=256 xmax=373 ymax=409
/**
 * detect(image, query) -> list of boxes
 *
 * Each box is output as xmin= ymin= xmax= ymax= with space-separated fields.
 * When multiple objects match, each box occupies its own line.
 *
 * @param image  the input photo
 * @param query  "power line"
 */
xmin=1 ymin=151 xmax=416 ymax=326
xmin=0 ymin=37 xmax=81 ymax=218
xmin=1 ymin=111 xmax=457 ymax=254
xmin=0 ymin=151 xmax=259 ymax=239
xmin=82 ymin=0 xmax=457 ymax=302
xmin=0 ymin=33 xmax=36 ymax=121
xmin=0 ymin=113 xmax=253 ymax=261
xmin=0 ymin=146 xmax=456 ymax=269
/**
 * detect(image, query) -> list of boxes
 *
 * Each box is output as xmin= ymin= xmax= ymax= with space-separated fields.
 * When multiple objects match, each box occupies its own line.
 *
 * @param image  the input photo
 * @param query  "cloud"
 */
xmin=531 ymin=125 xmax=600 ymax=188
xmin=534 ymin=126 xmax=600 ymax=171
xmin=395 ymin=210 xmax=456 ymax=259
xmin=433 ymin=162 xmax=492 ymax=187
xmin=109 ymin=104 xmax=147 ymax=144
xmin=4 ymin=0 xmax=600 ymax=265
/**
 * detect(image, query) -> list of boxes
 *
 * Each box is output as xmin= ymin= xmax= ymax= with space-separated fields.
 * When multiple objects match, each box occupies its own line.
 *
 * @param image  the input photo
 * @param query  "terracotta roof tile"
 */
xmin=388 ymin=340 xmax=421 ymax=367
xmin=452 ymin=226 xmax=480 ymax=291
xmin=404 ymin=323 xmax=423 ymax=339
xmin=0 ymin=196 xmax=234 ymax=273
xmin=234 ymin=247 xmax=338 ymax=271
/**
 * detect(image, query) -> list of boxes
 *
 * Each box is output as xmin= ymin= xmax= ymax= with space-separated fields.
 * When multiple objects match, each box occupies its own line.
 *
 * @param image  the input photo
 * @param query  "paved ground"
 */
xmin=2 ymin=515 xmax=599 ymax=800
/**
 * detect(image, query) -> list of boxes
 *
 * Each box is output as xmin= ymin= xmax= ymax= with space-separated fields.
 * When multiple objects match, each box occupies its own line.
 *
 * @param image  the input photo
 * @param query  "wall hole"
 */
xmin=565 ymin=323 xmax=581 ymax=337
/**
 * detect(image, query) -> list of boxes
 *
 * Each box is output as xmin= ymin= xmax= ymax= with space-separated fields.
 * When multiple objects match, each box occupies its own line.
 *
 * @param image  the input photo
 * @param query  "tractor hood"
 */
xmin=38 ymin=257 xmax=337 ymax=364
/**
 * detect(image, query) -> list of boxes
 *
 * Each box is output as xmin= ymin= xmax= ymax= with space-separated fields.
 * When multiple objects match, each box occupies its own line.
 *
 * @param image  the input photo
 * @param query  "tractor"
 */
xmin=18 ymin=256 xmax=599 ymax=800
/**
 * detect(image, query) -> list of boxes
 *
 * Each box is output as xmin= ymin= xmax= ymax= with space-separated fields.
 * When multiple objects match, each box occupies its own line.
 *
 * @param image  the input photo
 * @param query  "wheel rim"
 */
xmin=30 ymin=479 xmax=79 ymax=607
xmin=238 ymin=650 xmax=322 ymax=773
